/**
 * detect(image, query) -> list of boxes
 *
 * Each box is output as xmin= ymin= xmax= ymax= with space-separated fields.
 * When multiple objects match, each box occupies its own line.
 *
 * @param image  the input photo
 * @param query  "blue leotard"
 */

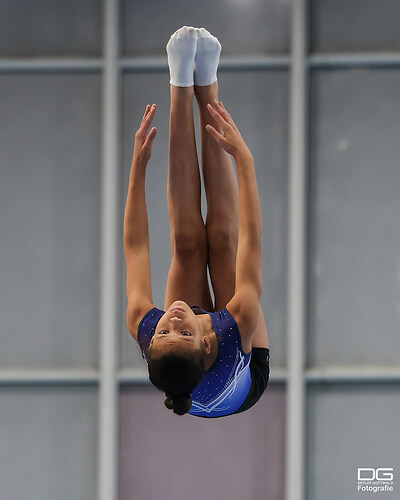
xmin=137 ymin=305 xmax=252 ymax=418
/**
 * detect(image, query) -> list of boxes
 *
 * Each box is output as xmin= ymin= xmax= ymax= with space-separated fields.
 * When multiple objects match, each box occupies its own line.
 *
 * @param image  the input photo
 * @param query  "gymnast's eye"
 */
xmin=158 ymin=330 xmax=191 ymax=336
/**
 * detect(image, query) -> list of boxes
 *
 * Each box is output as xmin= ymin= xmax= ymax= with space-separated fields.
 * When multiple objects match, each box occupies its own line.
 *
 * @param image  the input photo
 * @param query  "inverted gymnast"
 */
xmin=124 ymin=26 xmax=270 ymax=417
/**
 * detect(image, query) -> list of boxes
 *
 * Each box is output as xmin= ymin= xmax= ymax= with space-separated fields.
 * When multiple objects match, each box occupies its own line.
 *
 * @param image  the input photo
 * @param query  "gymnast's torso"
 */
xmin=137 ymin=305 xmax=253 ymax=418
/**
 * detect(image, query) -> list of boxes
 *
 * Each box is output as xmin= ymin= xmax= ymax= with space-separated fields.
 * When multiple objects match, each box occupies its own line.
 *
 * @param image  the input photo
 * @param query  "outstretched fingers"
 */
xmin=206 ymin=100 xmax=234 ymax=148
xmin=207 ymin=102 xmax=229 ymax=129
xmin=144 ymin=125 xmax=157 ymax=148
xmin=133 ymin=104 xmax=158 ymax=164
xmin=214 ymin=99 xmax=235 ymax=126
xmin=137 ymin=104 xmax=157 ymax=139
xmin=142 ymin=104 xmax=151 ymax=119
xmin=204 ymin=99 xmax=247 ymax=156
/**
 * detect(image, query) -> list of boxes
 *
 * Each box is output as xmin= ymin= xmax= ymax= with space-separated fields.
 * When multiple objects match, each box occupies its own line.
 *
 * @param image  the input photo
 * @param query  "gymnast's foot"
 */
xmin=166 ymin=26 xmax=197 ymax=87
xmin=194 ymin=27 xmax=222 ymax=87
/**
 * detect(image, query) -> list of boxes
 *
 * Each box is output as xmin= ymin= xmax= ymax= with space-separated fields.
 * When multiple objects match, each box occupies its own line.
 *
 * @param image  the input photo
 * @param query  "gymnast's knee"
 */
xmin=173 ymin=225 xmax=207 ymax=258
xmin=206 ymin=223 xmax=238 ymax=255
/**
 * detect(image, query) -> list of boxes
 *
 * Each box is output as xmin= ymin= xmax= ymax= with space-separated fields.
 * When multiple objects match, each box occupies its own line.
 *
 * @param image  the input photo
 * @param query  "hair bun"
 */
xmin=164 ymin=393 xmax=192 ymax=415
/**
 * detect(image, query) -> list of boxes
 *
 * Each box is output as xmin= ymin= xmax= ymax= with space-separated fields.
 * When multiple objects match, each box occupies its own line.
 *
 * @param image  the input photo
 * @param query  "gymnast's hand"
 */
xmin=133 ymin=104 xmax=158 ymax=165
xmin=206 ymin=99 xmax=252 ymax=158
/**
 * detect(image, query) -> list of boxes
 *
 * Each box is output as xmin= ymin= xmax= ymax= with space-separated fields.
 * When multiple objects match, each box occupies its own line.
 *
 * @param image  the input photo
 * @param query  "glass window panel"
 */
xmin=308 ymin=69 xmax=400 ymax=368
xmin=310 ymin=0 xmax=400 ymax=53
xmin=0 ymin=74 xmax=101 ymax=369
xmin=0 ymin=386 xmax=98 ymax=500
xmin=119 ymin=384 xmax=285 ymax=500
xmin=0 ymin=0 xmax=102 ymax=57
xmin=307 ymin=384 xmax=400 ymax=499
xmin=120 ymin=70 xmax=288 ymax=369
xmin=122 ymin=0 xmax=290 ymax=56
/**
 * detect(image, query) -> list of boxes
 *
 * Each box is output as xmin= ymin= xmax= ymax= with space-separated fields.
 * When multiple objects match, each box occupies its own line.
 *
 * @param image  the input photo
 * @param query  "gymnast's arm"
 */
xmin=124 ymin=104 xmax=158 ymax=342
xmin=206 ymin=100 xmax=262 ymax=339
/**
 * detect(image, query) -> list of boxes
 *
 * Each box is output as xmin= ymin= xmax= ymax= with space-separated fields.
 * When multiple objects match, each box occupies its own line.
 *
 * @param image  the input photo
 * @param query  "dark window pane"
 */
xmin=309 ymin=69 xmax=400 ymax=367
xmin=0 ymin=0 xmax=102 ymax=56
xmin=0 ymin=74 xmax=101 ymax=368
xmin=311 ymin=0 xmax=400 ymax=53
xmin=122 ymin=0 xmax=290 ymax=56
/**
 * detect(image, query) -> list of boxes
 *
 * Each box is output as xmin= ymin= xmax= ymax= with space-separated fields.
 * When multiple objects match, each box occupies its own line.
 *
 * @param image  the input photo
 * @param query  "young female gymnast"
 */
xmin=124 ymin=26 xmax=270 ymax=418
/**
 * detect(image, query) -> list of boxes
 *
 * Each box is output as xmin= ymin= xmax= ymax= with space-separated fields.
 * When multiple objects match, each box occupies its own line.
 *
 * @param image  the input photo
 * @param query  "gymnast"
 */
xmin=124 ymin=26 xmax=270 ymax=417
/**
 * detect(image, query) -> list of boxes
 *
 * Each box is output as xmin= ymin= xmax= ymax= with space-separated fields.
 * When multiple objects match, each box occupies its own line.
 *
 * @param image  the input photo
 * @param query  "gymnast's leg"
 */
xmin=194 ymin=29 xmax=269 ymax=348
xmin=195 ymin=80 xmax=239 ymax=310
xmin=163 ymin=27 xmax=213 ymax=312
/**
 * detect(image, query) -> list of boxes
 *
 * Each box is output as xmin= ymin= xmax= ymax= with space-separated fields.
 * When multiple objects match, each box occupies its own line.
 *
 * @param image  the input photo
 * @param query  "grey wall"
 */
xmin=0 ymin=0 xmax=399 ymax=499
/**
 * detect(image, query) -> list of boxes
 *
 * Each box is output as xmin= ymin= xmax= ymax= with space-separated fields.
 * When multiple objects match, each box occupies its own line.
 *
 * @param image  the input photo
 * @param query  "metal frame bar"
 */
xmin=0 ymin=58 xmax=102 ymax=73
xmin=306 ymin=368 xmax=400 ymax=383
xmin=97 ymin=0 xmax=120 ymax=499
xmin=286 ymin=0 xmax=307 ymax=499
xmin=0 ymin=370 xmax=98 ymax=385
xmin=2 ymin=52 xmax=400 ymax=74
xmin=308 ymin=52 xmax=400 ymax=68
xmin=3 ymin=368 xmax=400 ymax=385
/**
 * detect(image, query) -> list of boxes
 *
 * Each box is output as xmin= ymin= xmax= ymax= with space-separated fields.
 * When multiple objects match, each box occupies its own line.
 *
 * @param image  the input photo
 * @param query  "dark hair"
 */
xmin=147 ymin=347 xmax=206 ymax=416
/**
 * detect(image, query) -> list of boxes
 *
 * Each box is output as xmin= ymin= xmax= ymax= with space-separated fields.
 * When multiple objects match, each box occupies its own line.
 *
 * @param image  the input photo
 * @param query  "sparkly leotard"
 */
xmin=137 ymin=305 xmax=252 ymax=418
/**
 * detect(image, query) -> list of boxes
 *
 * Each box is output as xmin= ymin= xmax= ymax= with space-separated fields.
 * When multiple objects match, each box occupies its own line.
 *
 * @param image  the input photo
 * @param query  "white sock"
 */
xmin=166 ymin=26 xmax=197 ymax=87
xmin=194 ymin=28 xmax=221 ymax=86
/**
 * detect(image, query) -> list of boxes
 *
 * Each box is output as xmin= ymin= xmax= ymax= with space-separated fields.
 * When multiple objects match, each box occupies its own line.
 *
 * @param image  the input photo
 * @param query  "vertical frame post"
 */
xmin=286 ymin=0 xmax=308 ymax=499
xmin=98 ymin=0 xmax=120 ymax=499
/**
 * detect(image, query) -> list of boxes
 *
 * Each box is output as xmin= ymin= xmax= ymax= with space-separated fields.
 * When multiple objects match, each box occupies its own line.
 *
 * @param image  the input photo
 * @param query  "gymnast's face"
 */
xmin=149 ymin=301 xmax=204 ymax=356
